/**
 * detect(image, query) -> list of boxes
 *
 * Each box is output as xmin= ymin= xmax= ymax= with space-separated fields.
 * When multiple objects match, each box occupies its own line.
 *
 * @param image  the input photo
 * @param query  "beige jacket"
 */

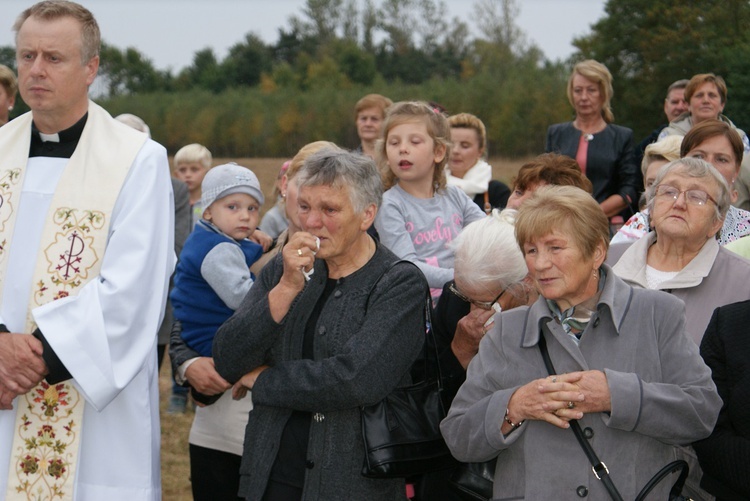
xmin=608 ymin=232 xmax=750 ymax=344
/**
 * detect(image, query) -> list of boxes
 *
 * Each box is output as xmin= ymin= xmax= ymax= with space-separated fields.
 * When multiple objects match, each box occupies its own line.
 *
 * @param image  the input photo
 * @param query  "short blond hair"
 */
xmin=448 ymin=112 xmax=487 ymax=154
xmin=174 ymin=143 xmax=212 ymax=169
xmin=515 ymin=185 xmax=609 ymax=260
xmin=567 ymin=59 xmax=615 ymax=123
xmin=641 ymin=135 xmax=682 ymax=177
xmin=0 ymin=65 xmax=17 ymax=98
xmin=377 ymin=101 xmax=451 ymax=190
xmin=14 ymin=1 xmax=100 ymax=64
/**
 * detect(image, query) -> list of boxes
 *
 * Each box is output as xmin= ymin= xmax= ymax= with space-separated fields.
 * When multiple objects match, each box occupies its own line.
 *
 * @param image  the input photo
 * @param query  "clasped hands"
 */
xmin=0 ymin=333 xmax=48 ymax=410
xmin=507 ymin=370 xmax=611 ymax=430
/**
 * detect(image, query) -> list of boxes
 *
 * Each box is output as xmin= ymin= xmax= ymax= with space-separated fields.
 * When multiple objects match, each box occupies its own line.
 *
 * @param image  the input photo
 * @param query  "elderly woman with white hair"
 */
xmin=415 ymin=209 xmax=534 ymax=500
xmin=435 ymin=209 xmax=533 ymax=373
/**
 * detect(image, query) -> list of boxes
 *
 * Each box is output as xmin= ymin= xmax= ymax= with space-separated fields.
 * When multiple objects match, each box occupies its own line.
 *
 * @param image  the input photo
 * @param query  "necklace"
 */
xmin=574 ymin=118 xmax=605 ymax=142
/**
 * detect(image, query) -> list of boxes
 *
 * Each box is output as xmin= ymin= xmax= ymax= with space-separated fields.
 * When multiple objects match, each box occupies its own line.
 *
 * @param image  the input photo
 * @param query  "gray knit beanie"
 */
xmin=201 ymin=163 xmax=265 ymax=209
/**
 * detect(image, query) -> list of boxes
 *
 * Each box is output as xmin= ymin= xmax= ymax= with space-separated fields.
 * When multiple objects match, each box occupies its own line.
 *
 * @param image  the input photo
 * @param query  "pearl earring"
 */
xmin=7 ymin=106 xmax=12 ymax=111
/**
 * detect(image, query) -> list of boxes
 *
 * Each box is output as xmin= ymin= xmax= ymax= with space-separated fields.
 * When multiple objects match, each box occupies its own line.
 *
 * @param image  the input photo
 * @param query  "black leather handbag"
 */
xmin=448 ymin=458 xmax=496 ymax=501
xmin=360 ymin=262 xmax=455 ymax=479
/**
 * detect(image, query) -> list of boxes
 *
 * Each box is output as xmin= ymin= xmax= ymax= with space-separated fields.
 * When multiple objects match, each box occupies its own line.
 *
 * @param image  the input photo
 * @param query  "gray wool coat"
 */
xmin=213 ymin=243 xmax=427 ymax=501
xmin=440 ymin=266 xmax=721 ymax=500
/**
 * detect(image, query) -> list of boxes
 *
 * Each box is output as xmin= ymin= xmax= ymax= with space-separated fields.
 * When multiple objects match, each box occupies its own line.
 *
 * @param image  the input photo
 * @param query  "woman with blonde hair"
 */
xmin=447 ymin=112 xmax=510 ymax=213
xmin=0 ymin=64 xmax=17 ymax=127
xmin=546 ymin=59 xmax=639 ymax=233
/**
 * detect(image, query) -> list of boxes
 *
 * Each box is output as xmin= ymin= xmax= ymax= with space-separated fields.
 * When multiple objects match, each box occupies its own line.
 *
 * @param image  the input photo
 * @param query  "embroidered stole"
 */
xmin=0 ymin=102 xmax=146 ymax=501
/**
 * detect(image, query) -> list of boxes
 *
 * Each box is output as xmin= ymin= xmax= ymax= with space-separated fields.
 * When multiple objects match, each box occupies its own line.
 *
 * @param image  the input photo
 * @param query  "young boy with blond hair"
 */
xmin=174 ymin=143 xmax=212 ymax=225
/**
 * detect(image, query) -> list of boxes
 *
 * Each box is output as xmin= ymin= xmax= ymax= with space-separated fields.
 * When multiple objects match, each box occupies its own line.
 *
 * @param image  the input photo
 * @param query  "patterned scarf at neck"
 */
xmin=546 ymin=267 xmax=606 ymax=345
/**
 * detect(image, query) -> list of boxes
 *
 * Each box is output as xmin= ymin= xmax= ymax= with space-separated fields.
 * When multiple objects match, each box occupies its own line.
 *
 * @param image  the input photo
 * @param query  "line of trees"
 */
xmin=3 ymin=0 xmax=750 ymax=158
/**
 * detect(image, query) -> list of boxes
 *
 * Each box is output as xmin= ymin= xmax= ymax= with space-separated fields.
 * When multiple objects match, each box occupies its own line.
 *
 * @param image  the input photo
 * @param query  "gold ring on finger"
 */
xmin=297 ymin=248 xmax=303 ymax=256
xmin=567 ymin=401 xmax=575 ymax=409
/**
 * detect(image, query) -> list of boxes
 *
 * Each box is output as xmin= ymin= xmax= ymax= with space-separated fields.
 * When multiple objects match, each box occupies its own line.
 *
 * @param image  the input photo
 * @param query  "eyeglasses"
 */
xmin=654 ymin=184 xmax=717 ymax=206
xmin=449 ymin=282 xmax=506 ymax=310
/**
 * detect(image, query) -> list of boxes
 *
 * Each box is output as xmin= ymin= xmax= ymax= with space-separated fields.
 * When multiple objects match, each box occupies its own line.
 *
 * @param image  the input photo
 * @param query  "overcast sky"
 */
xmin=1 ymin=0 xmax=607 ymax=71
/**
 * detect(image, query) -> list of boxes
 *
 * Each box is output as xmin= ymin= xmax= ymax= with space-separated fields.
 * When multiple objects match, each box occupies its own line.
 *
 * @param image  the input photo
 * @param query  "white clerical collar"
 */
xmin=39 ymin=132 xmax=60 ymax=143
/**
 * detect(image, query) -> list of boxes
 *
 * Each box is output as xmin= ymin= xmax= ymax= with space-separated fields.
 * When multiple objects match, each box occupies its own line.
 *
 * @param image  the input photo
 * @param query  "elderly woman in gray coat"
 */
xmin=213 ymin=149 xmax=428 ymax=501
xmin=441 ymin=186 xmax=721 ymax=500
xmin=608 ymin=157 xmax=750 ymax=346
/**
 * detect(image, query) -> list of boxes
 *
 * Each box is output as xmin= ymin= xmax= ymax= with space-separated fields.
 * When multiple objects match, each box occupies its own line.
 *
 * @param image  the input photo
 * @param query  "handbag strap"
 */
xmin=537 ymin=334 xmax=624 ymax=501
xmin=635 ymin=459 xmax=689 ymax=501
xmin=365 ymin=259 xmax=444 ymax=391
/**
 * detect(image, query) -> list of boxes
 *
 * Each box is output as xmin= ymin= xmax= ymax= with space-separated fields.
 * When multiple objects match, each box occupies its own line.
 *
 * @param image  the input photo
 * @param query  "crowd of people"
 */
xmin=0 ymin=2 xmax=748 ymax=501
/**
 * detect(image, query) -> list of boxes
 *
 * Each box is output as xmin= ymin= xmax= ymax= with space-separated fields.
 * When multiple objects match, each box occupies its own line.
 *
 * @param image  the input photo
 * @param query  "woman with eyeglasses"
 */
xmin=608 ymin=156 xmax=750 ymax=346
xmin=432 ymin=210 xmax=534 ymax=404
xmin=612 ymin=119 xmax=750 ymax=246
xmin=411 ymin=208 xmax=534 ymax=500
xmin=607 ymin=156 xmax=750 ymax=500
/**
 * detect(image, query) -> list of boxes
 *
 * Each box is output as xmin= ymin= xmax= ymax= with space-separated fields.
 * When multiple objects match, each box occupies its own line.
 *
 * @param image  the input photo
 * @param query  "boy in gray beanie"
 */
xmin=168 ymin=163 xmax=265 ymax=498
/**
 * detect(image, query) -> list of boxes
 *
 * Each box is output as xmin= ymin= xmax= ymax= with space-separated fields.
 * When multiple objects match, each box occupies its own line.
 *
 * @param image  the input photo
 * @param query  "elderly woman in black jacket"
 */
xmin=213 ymin=149 xmax=428 ymax=501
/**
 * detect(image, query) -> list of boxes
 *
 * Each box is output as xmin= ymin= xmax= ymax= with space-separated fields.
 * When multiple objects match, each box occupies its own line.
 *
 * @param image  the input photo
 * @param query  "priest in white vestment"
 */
xmin=0 ymin=2 xmax=174 ymax=500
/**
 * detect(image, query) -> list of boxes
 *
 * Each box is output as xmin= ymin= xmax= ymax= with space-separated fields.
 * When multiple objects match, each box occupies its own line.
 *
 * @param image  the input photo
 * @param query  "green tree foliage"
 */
xmin=98 ymin=42 xmax=171 ymax=96
xmin=572 ymin=0 xmax=750 ymax=138
xmin=95 ymin=0 xmax=573 ymax=158
xmin=177 ymin=48 xmax=225 ymax=92
xmin=332 ymin=40 xmax=378 ymax=85
xmin=222 ymin=34 xmax=273 ymax=88
xmin=0 ymin=46 xmax=15 ymax=70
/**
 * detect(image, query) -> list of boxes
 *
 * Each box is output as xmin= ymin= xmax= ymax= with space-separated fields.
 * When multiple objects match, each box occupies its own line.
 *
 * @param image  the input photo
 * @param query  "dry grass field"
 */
xmin=159 ymin=156 xmax=530 ymax=500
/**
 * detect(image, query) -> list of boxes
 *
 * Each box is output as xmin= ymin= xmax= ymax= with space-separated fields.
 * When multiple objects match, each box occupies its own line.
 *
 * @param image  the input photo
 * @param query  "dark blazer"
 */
xmin=546 ymin=121 xmax=639 ymax=215
xmin=694 ymin=300 xmax=750 ymax=500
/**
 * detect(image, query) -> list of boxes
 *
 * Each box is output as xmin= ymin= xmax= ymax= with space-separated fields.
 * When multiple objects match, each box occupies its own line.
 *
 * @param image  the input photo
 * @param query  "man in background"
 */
xmin=635 ymin=79 xmax=689 ymax=168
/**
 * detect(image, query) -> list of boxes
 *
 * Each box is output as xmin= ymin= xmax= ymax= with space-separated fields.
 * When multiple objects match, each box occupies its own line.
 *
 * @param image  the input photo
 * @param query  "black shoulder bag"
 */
xmin=537 ymin=333 xmax=690 ymax=501
xmin=360 ymin=261 xmax=456 ymax=478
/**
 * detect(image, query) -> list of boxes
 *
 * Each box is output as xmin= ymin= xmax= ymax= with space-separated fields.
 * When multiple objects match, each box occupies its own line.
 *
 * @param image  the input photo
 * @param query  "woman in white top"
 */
xmin=447 ymin=112 xmax=509 ymax=213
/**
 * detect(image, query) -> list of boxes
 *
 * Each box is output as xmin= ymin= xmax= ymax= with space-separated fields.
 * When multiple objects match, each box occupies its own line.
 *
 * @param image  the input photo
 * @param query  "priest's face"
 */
xmin=15 ymin=15 xmax=99 ymax=133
